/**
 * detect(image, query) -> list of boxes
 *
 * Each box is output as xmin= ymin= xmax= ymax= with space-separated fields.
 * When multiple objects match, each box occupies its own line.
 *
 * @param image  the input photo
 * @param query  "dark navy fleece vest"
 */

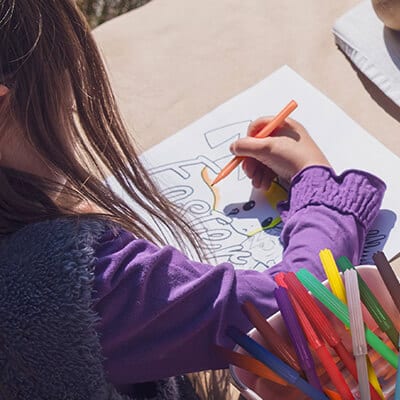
xmin=0 ymin=218 xmax=198 ymax=400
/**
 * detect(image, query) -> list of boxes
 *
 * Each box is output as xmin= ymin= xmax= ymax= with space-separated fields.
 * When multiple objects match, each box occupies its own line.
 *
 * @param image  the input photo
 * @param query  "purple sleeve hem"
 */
xmin=277 ymin=166 xmax=386 ymax=230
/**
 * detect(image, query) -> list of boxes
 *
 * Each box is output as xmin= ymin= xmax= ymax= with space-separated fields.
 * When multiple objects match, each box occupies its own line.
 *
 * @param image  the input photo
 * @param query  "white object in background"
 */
xmin=333 ymin=0 xmax=400 ymax=106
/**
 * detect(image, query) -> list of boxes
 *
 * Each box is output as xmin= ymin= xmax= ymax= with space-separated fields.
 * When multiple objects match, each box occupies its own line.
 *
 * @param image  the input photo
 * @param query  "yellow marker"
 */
xmin=319 ymin=249 xmax=346 ymax=303
xmin=320 ymin=249 xmax=384 ymax=399
xmin=364 ymin=359 xmax=385 ymax=399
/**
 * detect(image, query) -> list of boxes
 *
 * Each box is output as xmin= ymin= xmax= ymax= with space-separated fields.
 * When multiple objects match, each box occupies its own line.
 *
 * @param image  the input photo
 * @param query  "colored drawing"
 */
xmin=145 ymin=122 xmax=288 ymax=271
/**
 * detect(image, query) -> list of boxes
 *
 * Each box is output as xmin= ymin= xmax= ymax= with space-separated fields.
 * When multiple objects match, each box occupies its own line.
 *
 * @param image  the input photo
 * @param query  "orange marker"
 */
xmin=216 ymin=345 xmax=287 ymax=385
xmin=211 ymin=100 xmax=298 ymax=186
xmin=217 ymin=345 xmax=342 ymax=400
xmin=242 ymin=300 xmax=301 ymax=372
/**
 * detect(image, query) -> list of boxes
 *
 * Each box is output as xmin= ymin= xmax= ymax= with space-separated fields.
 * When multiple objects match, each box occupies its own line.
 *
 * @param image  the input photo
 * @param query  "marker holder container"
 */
xmin=229 ymin=266 xmax=399 ymax=399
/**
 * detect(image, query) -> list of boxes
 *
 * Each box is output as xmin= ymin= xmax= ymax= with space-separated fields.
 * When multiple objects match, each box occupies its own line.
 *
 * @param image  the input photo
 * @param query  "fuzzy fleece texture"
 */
xmin=0 ymin=218 xmax=198 ymax=400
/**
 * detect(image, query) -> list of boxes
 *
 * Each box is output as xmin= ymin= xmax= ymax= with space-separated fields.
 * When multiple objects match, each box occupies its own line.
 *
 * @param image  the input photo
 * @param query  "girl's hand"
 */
xmin=230 ymin=117 xmax=331 ymax=190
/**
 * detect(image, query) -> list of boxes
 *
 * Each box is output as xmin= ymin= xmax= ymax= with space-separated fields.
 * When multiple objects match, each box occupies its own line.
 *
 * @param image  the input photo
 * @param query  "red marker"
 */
xmin=275 ymin=273 xmax=354 ymax=399
xmin=242 ymin=301 xmax=301 ymax=372
xmin=284 ymin=272 xmax=381 ymax=400
xmin=274 ymin=272 xmax=287 ymax=288
xmin=288 ymin=289 xmax=354 ymax=399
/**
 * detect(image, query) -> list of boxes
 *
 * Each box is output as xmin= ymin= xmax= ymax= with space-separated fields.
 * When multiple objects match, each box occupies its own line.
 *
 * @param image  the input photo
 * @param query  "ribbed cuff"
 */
xmin=277 ymin=166 xmax=386 ymax=229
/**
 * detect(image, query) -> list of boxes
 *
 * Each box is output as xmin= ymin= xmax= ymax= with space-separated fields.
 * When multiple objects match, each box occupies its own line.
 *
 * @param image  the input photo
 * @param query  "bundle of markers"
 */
xmin=221 ymin=250 xmax=400 ymax=400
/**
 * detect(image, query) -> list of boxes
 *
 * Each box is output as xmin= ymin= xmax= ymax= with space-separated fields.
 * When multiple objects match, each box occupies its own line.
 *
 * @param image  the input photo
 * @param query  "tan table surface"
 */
xmin=93 ymin=1 xmax=400 ymax=397
xmin=94 ymin=0 xmax=400 ymax=267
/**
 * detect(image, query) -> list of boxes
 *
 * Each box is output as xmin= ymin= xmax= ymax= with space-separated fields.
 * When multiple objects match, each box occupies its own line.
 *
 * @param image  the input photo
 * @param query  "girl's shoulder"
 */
xmin=0 ymin=219 xmax=128 ymax=399
xmin=0 ymin=217 xmax=119 ymax=271
xmin=4 ymin=216 xmax=108 ymax=242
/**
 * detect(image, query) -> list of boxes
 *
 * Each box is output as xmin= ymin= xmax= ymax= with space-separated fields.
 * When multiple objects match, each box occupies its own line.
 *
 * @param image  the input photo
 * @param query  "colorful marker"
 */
xmin=242 ymin=300 xmax=301 ymax=371
xmin=372 ymin=252 xmax=400 ymax=315
xmin=226 ymin=326 xmax=329 ymax=400
xmin=274 ymin=286 xmax=323 ymax=392
xmin=296 ymin=269 xmax=398 ymax=369
xmin=320 ymin=249 xmax=346 ymax=303
xmin=395 ymin=337 xmax=400 ymax=400
xmin=283 ymin=272 xmax=354 ymax=400
xmin=338 ymin=256 xmax=398 ymax=349
xmin=285 ymin=272 xmax=382 ymax=400
xmin=345 ymin=269 xmax=371 ymax=400
xmin=220 ymin=345 xmax=346 ymax=400
xmin=336 ymin=256 xmax=385 ymax=399
xmin=216 ymin=345 xmax=287 ymax=385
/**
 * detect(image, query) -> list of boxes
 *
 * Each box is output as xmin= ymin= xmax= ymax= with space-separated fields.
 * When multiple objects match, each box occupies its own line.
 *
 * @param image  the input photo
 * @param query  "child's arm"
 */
xmin=266 ymin=165 xmax=385 ymax=278
xmin=92 ymin=120 xmax=385 ymax=385
xmin=93 ymin=172 xmax=384 ymax=386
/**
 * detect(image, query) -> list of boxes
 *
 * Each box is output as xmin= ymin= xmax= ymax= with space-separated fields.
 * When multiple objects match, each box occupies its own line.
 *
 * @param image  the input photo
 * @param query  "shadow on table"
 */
xmin=384 ymin=27 xmax=400 ymax=75
xmin=338 ymin=46 xmax=400 ymax=124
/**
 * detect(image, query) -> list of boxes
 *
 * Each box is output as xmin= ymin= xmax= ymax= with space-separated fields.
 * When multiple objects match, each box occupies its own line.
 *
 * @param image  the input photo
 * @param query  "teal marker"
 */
xmin=395 ymin=337 xmax=400 ymax=400
xmin=337 ymin=256 xmax=399 ymax=348
xmin=296 ymin=269 xmax=398 ymax=368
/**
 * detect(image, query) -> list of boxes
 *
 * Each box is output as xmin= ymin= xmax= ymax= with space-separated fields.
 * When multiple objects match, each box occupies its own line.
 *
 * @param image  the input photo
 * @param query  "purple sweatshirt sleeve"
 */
xmin=92 ymin=166 xmax=385 ymax=385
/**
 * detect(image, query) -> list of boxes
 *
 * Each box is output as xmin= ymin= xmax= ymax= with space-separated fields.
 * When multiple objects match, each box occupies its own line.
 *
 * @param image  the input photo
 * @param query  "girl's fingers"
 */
xmin=252 ymin=167 xmax=262 ymax=188
xmin=230 ymin=137 xmax=271 ymax=159
xmin=243 ymin=159 xmax=276 ymax=190
xmin=247 ymin=117 xmax=273 ymax=137
xmin=251 ymin=165 xmax=276 ymax=190
xmin=242 ymin=158 xmax=258 ymax=179
xmin=256 ymin=165 xmax=276 ymax=190
xmin=247 ymin=117 xmax=292 ymax=138
xmin=260 ymin=172 xmax=277 ymax=191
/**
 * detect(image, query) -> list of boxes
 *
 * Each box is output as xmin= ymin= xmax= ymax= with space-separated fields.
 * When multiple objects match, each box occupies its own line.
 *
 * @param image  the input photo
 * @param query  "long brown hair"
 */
xmin=0 ymin=0 xmax=203 ymax=255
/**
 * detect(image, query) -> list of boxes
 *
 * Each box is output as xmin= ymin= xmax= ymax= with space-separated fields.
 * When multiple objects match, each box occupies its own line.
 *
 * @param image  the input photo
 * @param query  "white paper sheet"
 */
xmin=109 ymin=65 xmax=400 ymax=269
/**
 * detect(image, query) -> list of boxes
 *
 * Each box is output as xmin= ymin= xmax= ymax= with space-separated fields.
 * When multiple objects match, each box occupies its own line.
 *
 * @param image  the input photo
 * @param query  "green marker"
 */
xmin=337 ymin=256 xmax=399 ymax=348
xmin=296 ymin=268 xmax=398 ymax=369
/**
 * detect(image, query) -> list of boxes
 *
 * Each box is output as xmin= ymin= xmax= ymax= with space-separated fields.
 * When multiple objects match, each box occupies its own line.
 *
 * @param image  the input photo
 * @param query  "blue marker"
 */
xmin=227 ymin=326 xmax=328 ymax=400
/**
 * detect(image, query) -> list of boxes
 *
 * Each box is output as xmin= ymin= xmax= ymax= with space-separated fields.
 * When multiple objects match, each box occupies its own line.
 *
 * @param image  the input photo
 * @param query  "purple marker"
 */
xmin=274 ymin=286 xmax=323 ymax=391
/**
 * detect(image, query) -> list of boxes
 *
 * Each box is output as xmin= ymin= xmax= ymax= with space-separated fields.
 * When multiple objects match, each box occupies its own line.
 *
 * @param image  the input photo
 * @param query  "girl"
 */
xmin=0 ymin=1 xmax=385 ymax=399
